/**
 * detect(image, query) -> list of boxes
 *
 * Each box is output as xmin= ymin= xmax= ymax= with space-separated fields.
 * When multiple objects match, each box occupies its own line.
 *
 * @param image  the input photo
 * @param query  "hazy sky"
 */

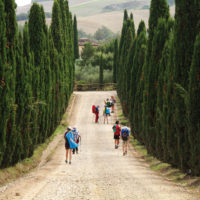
xmin=16 ymin=0 xmax=31 ymax=6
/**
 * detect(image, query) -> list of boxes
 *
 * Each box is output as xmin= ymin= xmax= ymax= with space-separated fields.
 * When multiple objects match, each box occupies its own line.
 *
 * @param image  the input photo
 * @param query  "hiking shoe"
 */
xmin=116 ymin=145 xmax=118 ymax=149
xmin=115 ymin=145 xmax=117 ymax=149
xmin=125 ymin=151 xmax=127 ymax=155
xmin=123 ymin=152 xmax=125 ymax=156
xmin=65 ymin=160 xmax=68 ymax=164
xmin=69 ymin=161 xmax=71 ymax=165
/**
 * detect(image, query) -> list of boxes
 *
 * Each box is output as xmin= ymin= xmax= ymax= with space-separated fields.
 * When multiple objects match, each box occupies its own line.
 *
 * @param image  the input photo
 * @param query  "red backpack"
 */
xmin=92 ymin=105 xmax=96 ymax=113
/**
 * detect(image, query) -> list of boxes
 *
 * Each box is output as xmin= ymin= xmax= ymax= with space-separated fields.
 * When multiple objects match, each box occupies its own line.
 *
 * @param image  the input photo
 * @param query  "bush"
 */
xmin=75 ymin=64 xmax=113 ymax=83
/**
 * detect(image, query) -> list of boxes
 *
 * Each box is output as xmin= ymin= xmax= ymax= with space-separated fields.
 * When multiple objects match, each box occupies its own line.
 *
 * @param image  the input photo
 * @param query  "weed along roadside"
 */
xmin=0 ymin=94 xmax=76 ymax=187
xmin=116 ymin=96 xmax=200 ymax=195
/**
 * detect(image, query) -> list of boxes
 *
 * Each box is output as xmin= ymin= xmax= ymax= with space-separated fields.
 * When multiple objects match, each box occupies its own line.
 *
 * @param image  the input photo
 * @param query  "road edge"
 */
xmin=0 ymin=93 xmax=76 ymax=187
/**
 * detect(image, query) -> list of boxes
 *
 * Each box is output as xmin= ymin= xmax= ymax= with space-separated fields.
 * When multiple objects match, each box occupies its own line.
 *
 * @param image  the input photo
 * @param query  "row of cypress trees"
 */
xmin=114 ymin=0 xmax=200 ymax=175
xmin=0 ymin=0 xmax=78 ymax=168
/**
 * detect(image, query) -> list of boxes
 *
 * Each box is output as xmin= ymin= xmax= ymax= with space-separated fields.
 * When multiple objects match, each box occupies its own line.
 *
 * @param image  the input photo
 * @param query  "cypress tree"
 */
xmin=146 ymin=18 xmax=171 ymax=154
xmin=51 ymin=0 xmax=63 ymax=124
xmin=130 ymin=23 xmax=147 ymax=135
xmin=28 ymin=3 xmax=44 ymax=66
xmin=99 ymin=54 xmax=103 ymax=85
xmin=2 ymin=0 xmax=17 ymax=167
xmin=142 ymin=0 xmax=169 ymax=154
xmin=28 ymin=3 xmax=45 ymax=144
xmin=187 ymin=34 xmax=200 ymax=175
xmin=131 ymin=30 xmax=147 ymax=142
xmin=172 ymin=0 xmax=200 ymax=170
xmin=0 ymin=0 xmax=8 ymax=166
xmin=73 ymin=15 xmax=79 ymax=59
xmin=155 ymin=29 xmax=173 ymax=160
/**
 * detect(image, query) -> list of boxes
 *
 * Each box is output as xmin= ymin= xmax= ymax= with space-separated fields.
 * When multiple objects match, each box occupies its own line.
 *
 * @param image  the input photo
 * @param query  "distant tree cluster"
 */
xmin=115 ymin=0 xmax=200 ymax=175
xmin=16 ymin=12 xmax=52 ymax=21
xmin=75 ymin=41 xmax=114 ymax=84
xmin=78 ymin=26 xmax=117 ymax=42
xmin=0 ymin=0 xmax=78 ymax=168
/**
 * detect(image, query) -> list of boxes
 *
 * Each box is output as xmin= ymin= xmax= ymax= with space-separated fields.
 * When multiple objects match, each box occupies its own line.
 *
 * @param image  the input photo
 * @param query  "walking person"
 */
xmin=95 ymin=105 xmax=100 ymax=123
xmin=103 ymin=106 xmax=110 ymax=124
xmin=72 ymin=126 xmax=81 ymax=154
xmin=112 ymin=120 xmax=121 ymax=149
xmin=121 ymin=127 xmax=130 ymax=156
xmin=64 ymin=127 xmax=79 ymax=164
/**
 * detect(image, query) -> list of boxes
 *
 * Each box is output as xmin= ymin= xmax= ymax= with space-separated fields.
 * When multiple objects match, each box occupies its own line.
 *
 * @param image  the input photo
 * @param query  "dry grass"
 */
xmin=17 ymin=0 xmax=175 ymax=34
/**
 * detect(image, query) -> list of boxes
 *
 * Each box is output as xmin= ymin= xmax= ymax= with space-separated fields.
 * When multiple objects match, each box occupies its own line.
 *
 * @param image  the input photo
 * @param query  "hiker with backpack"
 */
xmin=121 ymin=127 xmax=130 ymax=156
xmin=64 ymin=126 xmax=79 ymax=164
xmin=72 ymin=126 xmax=81 ymax=154
xmin=112 ymin=120 xmax=121 ymax=149
xmin=103 ymin=105 xmax=110 ymax=124
xmin=92 ymin=105 xmax=100 ymax=123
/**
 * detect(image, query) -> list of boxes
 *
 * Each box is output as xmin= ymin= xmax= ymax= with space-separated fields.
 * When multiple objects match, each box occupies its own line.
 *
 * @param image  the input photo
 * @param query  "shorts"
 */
xmin=65 ymin=139 xmax=70 ymax=149
xmin=65 ymin=143 xmax=70 ymax=149
xmin=114 ymin=134 xmax=120 ymax=140
xmin=104 ymin=113 xmax=109 ymax=117
xmin=123 ymin=140 xmax=128 ymax=145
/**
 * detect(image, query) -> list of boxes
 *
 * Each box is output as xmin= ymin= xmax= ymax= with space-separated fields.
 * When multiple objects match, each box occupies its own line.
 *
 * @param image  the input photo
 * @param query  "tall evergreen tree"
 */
xmin=142 ymin=0 xmax=169 ymax=154
xmin=99 ymin=54 xmax=103 ymax=85
xmin=0 ymin=0 xmax=8 ymax=166
xmin=73 ymin=15 xmax=79 ymax=59
xmin=172 ymin=0 xmax=200 ymax=170
xmin=187 ymin=34 xmax=200 ymax=175
xmin=2 ymin=0 xmax=17 ymax=167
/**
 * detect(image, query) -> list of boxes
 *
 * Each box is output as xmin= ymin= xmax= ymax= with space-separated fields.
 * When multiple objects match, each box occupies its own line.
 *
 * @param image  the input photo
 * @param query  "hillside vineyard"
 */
xmin=114 ymin=0 xmax=200 ymax=175
xmin=0 ymin=0 xmax=78 ymax=168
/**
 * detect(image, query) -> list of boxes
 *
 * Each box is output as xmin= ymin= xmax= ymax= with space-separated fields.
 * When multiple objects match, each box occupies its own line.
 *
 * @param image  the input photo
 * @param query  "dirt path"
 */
xmin=0 ymin=91 xmax=199 ymax=200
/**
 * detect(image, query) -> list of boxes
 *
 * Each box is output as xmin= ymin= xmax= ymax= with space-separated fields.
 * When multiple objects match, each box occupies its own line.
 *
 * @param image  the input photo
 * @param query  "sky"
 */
xmin=16 ymin=0 xmax=31 ymax=6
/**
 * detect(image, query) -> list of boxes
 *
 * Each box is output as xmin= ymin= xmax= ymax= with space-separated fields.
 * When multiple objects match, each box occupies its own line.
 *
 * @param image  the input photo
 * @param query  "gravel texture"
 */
xmin=0 ymin=91 xmax=199 ymax=200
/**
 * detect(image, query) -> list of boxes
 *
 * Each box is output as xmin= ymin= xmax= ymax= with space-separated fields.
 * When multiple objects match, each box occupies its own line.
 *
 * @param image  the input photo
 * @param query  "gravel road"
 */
xmin=0 ymin=91 xmax=199 ymax=200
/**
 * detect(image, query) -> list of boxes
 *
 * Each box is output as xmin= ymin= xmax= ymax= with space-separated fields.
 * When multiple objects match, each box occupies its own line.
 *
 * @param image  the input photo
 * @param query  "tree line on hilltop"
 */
xmin=0 ymin=0 xmax=79 ymax=168
xmin=114 ymin=0 xmax=200 ymax=175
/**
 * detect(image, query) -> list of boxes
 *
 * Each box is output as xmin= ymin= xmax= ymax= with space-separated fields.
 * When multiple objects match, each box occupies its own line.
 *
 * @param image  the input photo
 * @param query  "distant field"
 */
xmin=17 ymin=0 xmax=174 ymax=34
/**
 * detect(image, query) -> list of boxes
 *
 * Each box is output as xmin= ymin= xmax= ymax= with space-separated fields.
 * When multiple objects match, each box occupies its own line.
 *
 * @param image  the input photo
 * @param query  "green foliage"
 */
xmin=116 ymin=0 xmax=200 ymax=176
xmin=99 ymin=54 xmax=103 ymax=84
xmin=75 ymin=63 xmax=112 ymax=83
xmin=81 ymin=42 xmax=95 ymax=65
xmin=0 ymin=0 xmax=75 ymax=168
xmin=94 ymin=26 xmax=115 ymax=41
xmin=73 ymin=15 xmax=79 ymax=59
xmin=187 ymin=34 xmax=200 ymax=175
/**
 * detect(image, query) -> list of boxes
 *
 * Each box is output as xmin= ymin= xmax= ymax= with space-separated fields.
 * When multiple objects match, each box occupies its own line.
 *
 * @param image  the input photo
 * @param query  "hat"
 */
xmin=67 ymin=126 xmax=72 ymax=130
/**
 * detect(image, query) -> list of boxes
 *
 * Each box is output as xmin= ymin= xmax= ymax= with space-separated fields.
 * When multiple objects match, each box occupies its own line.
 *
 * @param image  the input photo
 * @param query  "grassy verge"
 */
xmin=116 ymin=96 xmax=200 ymax=192
xmin=0 ymin=94 xmax=75 ymax=186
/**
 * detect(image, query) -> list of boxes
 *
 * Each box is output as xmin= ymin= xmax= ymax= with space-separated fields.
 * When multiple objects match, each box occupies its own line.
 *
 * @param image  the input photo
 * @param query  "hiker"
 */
xmin=105 ymin=98 xmax=112 ymax=108
xmin=64 ymin=126 xmax=79 ymax=164
xmin=103 ymin=105 xmax=110 ymax=124
xmin=112 ymin=120 xmax=121 ymax=149
xmin=121 ymin=126 xmax=130 ymax=156
xmin=72 ymin=126 xmax=81 ymax=154
xmin=95 ymin=105 xmax=99 ymax=123
xmin=92 ymin=105 xmax=99 ymax=123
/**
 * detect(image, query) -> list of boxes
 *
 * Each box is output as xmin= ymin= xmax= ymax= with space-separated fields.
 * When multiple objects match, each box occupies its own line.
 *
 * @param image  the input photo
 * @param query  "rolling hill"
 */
xmin=17 ymin=0 xmax=175 ymax=34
